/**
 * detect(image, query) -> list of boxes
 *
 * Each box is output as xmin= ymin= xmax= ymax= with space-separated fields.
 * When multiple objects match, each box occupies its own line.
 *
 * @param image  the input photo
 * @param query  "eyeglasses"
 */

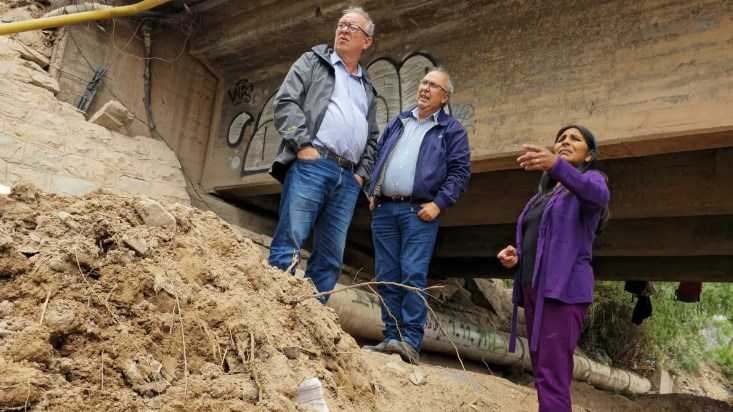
xmin=336 ymin=21 xmax=370 ymax=37
xmin=419 ymin=79 xmax=449 ymax=94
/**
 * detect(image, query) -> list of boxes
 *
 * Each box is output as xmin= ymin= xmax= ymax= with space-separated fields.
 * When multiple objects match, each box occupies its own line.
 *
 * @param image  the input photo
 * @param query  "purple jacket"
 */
xmin=367 ymin=109 xmax=471 ymax=210
xmin=508 ymin=158 xmax=610 ymax=352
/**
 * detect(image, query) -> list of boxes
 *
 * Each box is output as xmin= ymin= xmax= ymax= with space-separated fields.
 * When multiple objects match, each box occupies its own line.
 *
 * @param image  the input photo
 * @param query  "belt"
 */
xmin=315 ymin=147 xmax=355 ymax=171
xmin=378 ymin=195 xmax=411 ymax=203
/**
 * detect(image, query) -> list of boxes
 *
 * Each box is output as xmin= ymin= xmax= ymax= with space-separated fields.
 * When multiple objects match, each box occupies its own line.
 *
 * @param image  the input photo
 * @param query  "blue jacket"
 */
xmin=509 ymin=159 xmax=610 ymax=352
xmin=367 ymin=108 xmax=471 ymax=210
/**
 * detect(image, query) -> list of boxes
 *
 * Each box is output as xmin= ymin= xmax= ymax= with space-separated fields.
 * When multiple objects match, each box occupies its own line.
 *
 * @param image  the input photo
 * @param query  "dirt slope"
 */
xmin=0 ymin=183 xmax=374 ymax=411
xmin=0 ymin=183 xmax=731 ymax=411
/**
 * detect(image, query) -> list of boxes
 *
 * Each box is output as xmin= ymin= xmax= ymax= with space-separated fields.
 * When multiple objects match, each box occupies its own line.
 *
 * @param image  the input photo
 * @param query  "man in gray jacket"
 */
xmin=268 ymin=6 xmax=379 ymax=302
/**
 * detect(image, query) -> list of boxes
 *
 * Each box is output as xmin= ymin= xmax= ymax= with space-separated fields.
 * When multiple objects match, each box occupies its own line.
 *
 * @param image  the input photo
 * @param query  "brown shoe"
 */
xmin=386 ymin=340 xmax=420 ymax=365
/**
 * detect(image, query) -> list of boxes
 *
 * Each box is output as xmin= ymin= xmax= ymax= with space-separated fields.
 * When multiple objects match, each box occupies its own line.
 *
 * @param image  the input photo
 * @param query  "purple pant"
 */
xmin=522 ymin=284 xmax=589 ymax=412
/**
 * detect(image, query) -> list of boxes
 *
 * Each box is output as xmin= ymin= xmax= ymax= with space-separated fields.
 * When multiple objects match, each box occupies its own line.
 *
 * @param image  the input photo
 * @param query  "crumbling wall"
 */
xmin=0 ymin=8 xmax=190 ymax=205
xmin=49 ymin=18 xmax=217 ymax=207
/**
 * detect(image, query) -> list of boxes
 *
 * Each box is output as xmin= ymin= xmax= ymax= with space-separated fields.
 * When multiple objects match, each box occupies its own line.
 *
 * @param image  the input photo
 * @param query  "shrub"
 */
xmin=579 ymin=281 xmax=733 ymax=377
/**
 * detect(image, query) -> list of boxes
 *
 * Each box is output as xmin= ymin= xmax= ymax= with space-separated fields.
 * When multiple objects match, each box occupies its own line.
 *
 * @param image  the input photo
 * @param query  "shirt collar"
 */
xmin=410 ymin=107 xmax=440 ymax=123
xmin=331 ymin=51 xmax=363 ymax=77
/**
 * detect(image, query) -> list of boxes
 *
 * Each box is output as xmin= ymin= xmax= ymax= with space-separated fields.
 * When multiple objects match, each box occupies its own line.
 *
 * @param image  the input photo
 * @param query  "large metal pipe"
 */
xmin=0 ymin=0 xmax=171 ymax=36
xmin=327 ymin=286 xmax=652 ymax=395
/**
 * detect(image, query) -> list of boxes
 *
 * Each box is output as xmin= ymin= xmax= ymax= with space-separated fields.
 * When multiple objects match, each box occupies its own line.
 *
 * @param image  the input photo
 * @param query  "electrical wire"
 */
xmin=104 ymin=18 xmax=144 ymax=72
xmin=62 ymin=20 xmax=218 ymax=213
xmin=109 ymin=17 xmax=192 ymax=64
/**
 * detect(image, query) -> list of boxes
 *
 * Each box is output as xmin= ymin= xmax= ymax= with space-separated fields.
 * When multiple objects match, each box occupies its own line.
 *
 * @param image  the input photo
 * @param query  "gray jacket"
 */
xmin=269 ymin=44 xmax=379 ymax=185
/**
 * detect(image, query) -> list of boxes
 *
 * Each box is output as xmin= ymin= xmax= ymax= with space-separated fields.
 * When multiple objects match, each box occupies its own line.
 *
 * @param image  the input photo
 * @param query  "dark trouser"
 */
xmin=522 ymin=284 xmax=589 ymax=412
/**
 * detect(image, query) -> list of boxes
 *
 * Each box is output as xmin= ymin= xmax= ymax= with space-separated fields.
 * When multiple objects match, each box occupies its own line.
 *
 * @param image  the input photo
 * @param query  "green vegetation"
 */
xmin=579 ymin=281 xmax=733 ymax=378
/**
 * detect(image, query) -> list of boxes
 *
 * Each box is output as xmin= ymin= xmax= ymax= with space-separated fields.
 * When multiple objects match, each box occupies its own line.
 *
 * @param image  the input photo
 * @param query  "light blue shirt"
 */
xmin=314 ymin=52 xmax=369 ymax=164
xmin=380 ymin=108 xmax=439 ymax=197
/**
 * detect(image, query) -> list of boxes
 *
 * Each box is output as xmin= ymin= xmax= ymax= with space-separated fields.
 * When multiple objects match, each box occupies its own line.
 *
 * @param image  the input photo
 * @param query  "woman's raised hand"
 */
xmin=517 ymin=144 xmax=557 ymax=171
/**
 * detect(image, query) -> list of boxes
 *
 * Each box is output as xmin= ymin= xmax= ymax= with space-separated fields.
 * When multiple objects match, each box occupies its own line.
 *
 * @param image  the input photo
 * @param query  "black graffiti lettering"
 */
xmin=236 ymin=52 xmax=465 ymax=177
xmin=349 ymin=289 xmax=381 ymax=309
xmin=351 ymin=289 xmax=372 ymax=308
xmin=241 ymin=91 xmax=279 ymax=176
xmin=228 ymin=79 xmax=254 ymax=105
xmin=425 ymin=316 xmax=439 ymax=337
xmin=261 ymin=126 xmax=267 ymax=161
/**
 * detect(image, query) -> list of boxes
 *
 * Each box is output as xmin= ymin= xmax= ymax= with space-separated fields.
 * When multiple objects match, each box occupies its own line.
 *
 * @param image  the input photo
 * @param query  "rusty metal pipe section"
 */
xmin=0 ymin=0 xmax=170 ymax=36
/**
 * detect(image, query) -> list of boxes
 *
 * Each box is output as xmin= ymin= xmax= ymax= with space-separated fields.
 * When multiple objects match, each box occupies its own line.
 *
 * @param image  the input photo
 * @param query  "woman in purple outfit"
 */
xmin=497 ymin=125 xmax=610 ymax=412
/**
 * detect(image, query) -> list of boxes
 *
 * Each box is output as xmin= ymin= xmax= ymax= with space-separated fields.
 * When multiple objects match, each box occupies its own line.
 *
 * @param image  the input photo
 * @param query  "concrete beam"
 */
xmin=350 ymin=147 xmax=733 ymax=228
xmin=427 ymin=216 xmax=733 ymax=259
xmin=471 ymin=126 xmax=733 ymax=174
xmin=213 ymin=127 xmax=733 ymax=200
xmin=429 ymin=256 xmax=733 ymax=282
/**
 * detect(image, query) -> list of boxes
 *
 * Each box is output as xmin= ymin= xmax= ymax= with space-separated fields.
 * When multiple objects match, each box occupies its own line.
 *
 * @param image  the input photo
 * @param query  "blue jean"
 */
xmin=268 ymin=157 xmax=361 ymax=303
xmin=371 ymin=201 xmax=440 ymax=350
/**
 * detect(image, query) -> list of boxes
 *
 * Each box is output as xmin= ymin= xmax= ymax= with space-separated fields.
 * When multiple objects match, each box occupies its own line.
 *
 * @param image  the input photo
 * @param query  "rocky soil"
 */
xmin=1 ymin=183 xmax=731 ymax=411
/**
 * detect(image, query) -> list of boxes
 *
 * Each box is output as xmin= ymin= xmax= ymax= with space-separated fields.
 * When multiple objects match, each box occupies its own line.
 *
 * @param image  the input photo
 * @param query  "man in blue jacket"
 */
xmin=268 ymin=7 xmax=379 ymax=303
xmin=363 ymin=68 xmax=471 ymax=364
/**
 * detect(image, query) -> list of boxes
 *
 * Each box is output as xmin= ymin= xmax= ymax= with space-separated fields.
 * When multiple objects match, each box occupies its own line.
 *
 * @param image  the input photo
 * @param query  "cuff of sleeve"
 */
xmin=433 ymin=196 xmax=448 ymax=211
xmin=548 ymin=157 xmax=571 ymax=180
xmin=296 ymin=141 xmax=314 ymax=150
xmin=355 ymin=166 xmax=368 ymax=185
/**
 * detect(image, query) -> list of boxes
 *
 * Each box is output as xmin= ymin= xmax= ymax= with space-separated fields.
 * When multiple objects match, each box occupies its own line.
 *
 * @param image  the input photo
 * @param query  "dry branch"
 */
xmin=172 ymin=284 xmax=189 ymax=398
xmin=333 ymin=279 xmax=479 ymax=397
xmin=236 ymin=333 xmax=263 ymax=402
xmin=295 ymin=281 xmax=444 ymax=303
xmin=249 ymin=332 xmax=263 ymax=401
xmin=38 ymin=290 xmax=51 ymax=325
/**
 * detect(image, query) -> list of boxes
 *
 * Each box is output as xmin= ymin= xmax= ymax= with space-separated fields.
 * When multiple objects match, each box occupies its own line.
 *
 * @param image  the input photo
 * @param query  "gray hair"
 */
xmin=431 ymin=66 xmax=454 ymax=95
xmin=343 ymin=6 xmax=375 ymax=37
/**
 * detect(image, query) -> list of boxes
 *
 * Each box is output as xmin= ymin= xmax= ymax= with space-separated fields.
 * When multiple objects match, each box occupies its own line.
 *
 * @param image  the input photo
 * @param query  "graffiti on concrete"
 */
xmin=351 ymin=288 xmax=381 ymax=310
xmin=366 ymin=52 xmax=452 ymax=131
xmin=225 ymin=89 xmax=280 ymax=175
xmin=425 ymin=314 xmax=507 ymax=352
xmin=450 ymin=102 xmax=476 ymax=135
xmin=228 ymin=79 xmax=254 ymax=105
xmin=240 ymin=92 xmax=278 ymax=175
xmin=227 ymin=112 xmax=253 ymax=148
xmin=228 ymin=52 xmax=452 ymax=176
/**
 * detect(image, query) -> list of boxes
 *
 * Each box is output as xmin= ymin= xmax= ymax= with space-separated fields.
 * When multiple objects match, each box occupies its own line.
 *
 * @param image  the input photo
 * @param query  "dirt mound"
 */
xmin=0 ymin=182 xmax=375 ymax=411
xmin=1 ymin=182 xmax=731 ymax=412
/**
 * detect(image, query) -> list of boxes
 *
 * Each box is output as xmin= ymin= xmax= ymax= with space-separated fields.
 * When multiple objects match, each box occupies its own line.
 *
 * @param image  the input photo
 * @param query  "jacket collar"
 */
xmin=311 ymin=44 xmax=374 ymax=86
xmin=398 ymin=107 xmax=450 ymax=126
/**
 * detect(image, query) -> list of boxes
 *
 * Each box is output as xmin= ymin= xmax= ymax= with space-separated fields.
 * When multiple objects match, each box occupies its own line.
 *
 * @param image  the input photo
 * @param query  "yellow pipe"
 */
xmin=0 ymin=0 xmax=171 ymax=36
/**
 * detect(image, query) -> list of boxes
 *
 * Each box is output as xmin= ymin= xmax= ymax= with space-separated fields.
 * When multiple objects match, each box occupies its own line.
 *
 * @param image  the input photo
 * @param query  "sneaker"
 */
xmin=386 ymin=340 xmax=420 ymax=365
xmin=361 ymin=340 xmax=391 ymax=353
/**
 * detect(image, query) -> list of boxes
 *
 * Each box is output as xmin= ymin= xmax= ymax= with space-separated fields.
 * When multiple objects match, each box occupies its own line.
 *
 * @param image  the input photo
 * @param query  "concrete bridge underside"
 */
xmin=190 ymin=0 xmax=733 ymax=282
xmin=216 ymin=138 xmax=733 ymax=282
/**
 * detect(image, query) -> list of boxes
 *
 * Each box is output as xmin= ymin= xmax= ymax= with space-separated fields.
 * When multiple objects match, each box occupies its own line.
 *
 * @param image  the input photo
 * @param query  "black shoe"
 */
xmin=361 ymin=340 xmax=392 ymax=353
xmin=386 ymin=340 xmax=420 ymax=365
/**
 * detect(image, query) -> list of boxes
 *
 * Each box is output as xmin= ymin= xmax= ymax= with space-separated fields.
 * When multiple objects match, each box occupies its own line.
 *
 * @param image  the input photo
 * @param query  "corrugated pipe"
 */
xmin=0 ymin=0 xmax=170 ymax=36
xmin=327 ymin=286 xmax=652 ymax=395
